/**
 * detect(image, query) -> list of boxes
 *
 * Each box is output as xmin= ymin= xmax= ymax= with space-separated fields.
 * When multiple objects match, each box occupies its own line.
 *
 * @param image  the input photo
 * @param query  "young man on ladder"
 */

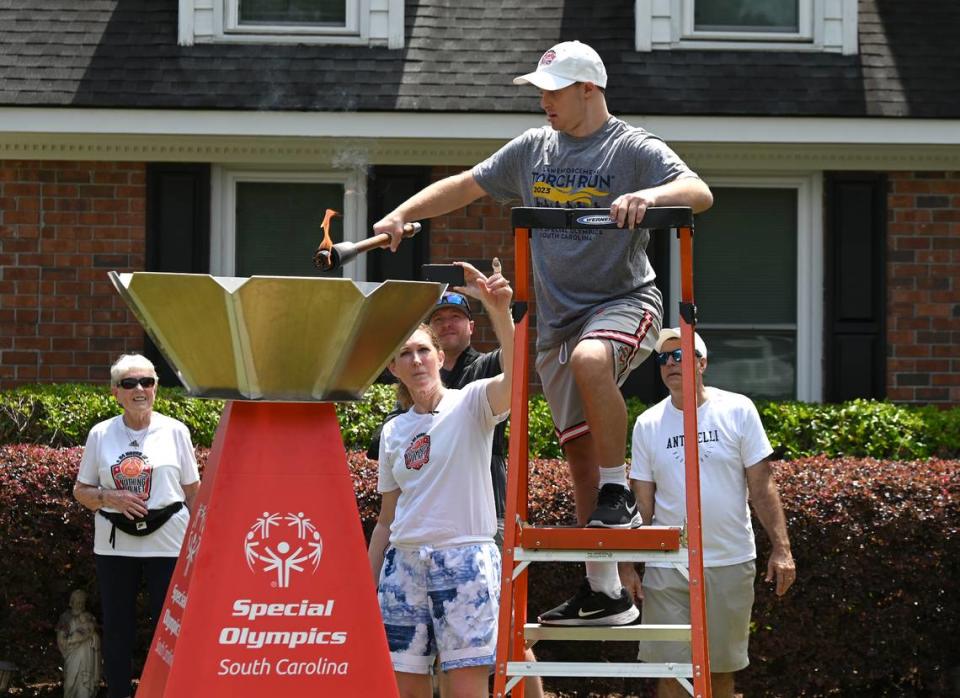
xmin=374 ymin=40 xmax=713 ymax=624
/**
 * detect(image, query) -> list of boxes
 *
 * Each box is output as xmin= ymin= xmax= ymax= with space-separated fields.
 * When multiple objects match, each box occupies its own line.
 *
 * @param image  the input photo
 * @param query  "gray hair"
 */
xmin=109 ymin=354 xmax=158 ymax=386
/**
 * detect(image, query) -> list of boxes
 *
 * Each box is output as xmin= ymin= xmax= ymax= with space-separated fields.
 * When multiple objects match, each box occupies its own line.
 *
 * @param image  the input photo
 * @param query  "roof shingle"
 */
xmin=0 ymin=0 xmax=956 ymax=118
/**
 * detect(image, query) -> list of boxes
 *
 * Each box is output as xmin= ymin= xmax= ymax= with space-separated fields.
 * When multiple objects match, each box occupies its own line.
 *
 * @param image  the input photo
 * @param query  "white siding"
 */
xmin=179 ymin=0 xmax=402 ymax=47
xmin=635 ymin=0 xmax=652 ymax=52
xmin=637 ymin=0 xmax=858 ymax=54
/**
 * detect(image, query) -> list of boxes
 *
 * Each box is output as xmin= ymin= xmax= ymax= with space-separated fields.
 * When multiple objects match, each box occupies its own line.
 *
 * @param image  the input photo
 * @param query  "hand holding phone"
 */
xmin=421 ymin=264 xmax=465 ymax=287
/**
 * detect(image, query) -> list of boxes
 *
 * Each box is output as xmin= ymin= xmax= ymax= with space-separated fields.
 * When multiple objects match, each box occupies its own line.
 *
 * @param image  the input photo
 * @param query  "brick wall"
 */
xmin=887 ymin=171 xmax=960 ymax=404
xmin=3 ymin=161 xmax=957 ymax=403
xmin=427 ymin=166 xmax=522 ymax=351
xmin=426 ymin=166 xmax=544 ymax=391
xmin=0 ymin=160 xmax=146 ymax=386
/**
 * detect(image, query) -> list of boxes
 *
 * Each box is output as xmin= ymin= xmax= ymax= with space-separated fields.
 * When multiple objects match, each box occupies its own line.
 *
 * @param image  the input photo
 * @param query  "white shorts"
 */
xmin=536 ymin=301 xmax=658 ymax=447
xmin=377 ymin=543 xmax=501 ymax=674
xmin=638 ymin=561 xmax=756 ymax=673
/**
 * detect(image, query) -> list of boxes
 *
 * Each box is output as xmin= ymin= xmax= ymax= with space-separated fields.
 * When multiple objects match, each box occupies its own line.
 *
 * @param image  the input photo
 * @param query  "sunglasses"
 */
xmin=117 ymin=376 xmax=156 ymax=389
xmin=440 ymin=293 xmax=469 ymax=308
xmin=655 ymin=349 xmax=702 ymax=366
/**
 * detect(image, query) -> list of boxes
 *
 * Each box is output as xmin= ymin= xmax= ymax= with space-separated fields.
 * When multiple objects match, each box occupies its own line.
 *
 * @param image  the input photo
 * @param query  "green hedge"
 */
xmin=1 ymin=383 xmax=959 ymax=460
xmin=0 ymin=383 xmax=224 ymax=449
xmin=0 ymin=383 xmax=396 ymax=453
xmin=1 ymin=445 xmax=957 ymax=696
xmin=758 ymin=399 xmax=960 ymax=460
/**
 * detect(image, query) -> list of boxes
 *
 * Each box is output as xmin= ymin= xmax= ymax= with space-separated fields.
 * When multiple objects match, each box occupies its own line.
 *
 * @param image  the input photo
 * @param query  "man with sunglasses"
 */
xmin=374 ymin=40 xmax=713 ymax=627
xmin=629 ymin=329 xmax=796 ymax=698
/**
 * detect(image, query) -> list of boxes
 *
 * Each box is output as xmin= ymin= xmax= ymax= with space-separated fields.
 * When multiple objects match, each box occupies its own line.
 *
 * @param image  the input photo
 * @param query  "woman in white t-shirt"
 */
xmin=73 ymin=354 xmax=200 ymax=698
xmin=368 ymin=261 xmax=514 ymax=698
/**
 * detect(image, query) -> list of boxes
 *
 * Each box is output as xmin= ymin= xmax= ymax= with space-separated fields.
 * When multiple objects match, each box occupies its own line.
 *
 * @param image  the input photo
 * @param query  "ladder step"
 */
xmin=524 ymin=623 xmax=691 ymax=642
xmin=504 ymin=661 xmax=693 ymax=679
xmin=513 ymin=547 xmax=688 ymax=564
xmin=517 ymin=525 xmax=681 ymax=551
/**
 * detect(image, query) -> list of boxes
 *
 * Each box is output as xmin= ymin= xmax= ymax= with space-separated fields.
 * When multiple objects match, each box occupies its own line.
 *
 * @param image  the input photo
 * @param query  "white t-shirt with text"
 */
xmin=378 ymin=380 xmax=507 ymax=549
xmin=630 ymin=388 xmax=773 ymax=567
xmin=77 ymin=413 xmax=200 ymax=557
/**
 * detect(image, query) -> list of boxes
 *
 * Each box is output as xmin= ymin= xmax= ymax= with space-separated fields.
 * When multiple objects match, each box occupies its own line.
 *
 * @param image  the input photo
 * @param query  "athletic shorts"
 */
xmin=536 ymin=301 xmax=658 ymax=447
xmin=637 ymin=561 xmax=756 ymax=673
xmin=377 ymin=543 xmax=501 ymax=674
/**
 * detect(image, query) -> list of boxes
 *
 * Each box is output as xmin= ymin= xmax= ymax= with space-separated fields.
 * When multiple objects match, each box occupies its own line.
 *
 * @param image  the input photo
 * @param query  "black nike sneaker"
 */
xmin=586 ymin=483 xmax=643 ymax=528
xmin=538 ymin=580 xmax=639 ymax=626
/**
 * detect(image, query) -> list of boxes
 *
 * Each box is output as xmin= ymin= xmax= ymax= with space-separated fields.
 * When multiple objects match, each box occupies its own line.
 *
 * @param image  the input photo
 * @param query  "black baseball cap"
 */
xmin=431 ymin=292 xmax=472 ymax=320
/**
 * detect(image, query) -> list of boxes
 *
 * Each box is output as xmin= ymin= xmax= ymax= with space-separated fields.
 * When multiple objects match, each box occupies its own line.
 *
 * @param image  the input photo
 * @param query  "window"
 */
xmin=177 ymin=0 xmax=405 ymax=48
xmin=225 ymin=0 xmax=359 ymax=36
xmin=211 ymin=169 xmax=368 ymax=281
xmin=636 ymin=0 xmax=858 ymax=54
xmin=238 ymin=0 xmax=347 ymax=26
xmin=687 ymin=0 xmax=809 ymax=40
xmin=668 ymin=175 xmax=822 ymax=401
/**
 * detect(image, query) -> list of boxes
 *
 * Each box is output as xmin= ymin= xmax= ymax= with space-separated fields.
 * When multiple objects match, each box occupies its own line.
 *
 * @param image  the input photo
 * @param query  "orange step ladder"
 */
xmin=493 ymin=207 xmax=711 ymax=698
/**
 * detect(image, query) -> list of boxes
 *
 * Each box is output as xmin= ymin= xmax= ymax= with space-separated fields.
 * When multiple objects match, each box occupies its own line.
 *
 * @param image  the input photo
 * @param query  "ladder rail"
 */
xmin=493 ymin=209 xmax=712 ymax=698
xmin=494 ymin=225 xmax=533 ymax=698
xmin=678 ymin=223 xmax=712 ymax=696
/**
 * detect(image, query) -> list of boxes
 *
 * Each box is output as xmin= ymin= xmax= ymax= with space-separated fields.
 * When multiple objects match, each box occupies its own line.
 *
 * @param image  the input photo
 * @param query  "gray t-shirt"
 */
xmin=473 ymin=116 xmax=699 ymax=349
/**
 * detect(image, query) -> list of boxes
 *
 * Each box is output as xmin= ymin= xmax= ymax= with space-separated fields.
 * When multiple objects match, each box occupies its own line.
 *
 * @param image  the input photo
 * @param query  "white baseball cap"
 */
xmin=513 ymin=41 xmax=608 ymax=90
xmin=655 ymin=327 xmax=708 ymax=358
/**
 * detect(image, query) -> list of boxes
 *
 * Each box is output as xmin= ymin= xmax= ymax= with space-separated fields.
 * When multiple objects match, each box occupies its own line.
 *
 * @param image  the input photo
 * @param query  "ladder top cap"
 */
xmin=511 ymin=206 xmax=693 ymax=230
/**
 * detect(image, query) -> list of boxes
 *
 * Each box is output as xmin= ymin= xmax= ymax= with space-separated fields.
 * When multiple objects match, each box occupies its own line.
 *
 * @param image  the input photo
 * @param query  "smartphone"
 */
xmin=422 ymin=264 xmax=465 ymax=286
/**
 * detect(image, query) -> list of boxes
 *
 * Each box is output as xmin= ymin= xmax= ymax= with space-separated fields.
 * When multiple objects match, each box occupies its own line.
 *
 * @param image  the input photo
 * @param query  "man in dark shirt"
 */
xmin=429 ymin=291 xmax=508 ymax=534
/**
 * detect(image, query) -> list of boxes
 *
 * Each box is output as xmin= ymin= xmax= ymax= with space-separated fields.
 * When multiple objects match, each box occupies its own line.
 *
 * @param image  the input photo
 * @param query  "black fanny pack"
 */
xmin=99 ymin=501 xmax=184 ymax=548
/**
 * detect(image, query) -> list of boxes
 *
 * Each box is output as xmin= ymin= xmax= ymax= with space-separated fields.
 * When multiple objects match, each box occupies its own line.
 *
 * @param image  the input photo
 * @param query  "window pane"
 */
xmin=239 ymin=0 xmax=346 ymax=26
xmin=693 ymin=187 xmax=797 ymax=325
xmin=690 ymin=186 xmax=798 ymax=399
xmin=702 ymin=330 xmax=796 ymax=401
xmin=235 ymin=181 xmax=344 ymax=278
xmin=695 ymin=0 xmax=799 ymax=33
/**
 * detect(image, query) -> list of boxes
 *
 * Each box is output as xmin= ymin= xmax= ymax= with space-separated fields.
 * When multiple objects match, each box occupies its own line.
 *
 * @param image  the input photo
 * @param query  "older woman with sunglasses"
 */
xmin=368 ymin=261 xmax=513 ymax=698
xmin=73 ymin=354 xmax=200 ymax=698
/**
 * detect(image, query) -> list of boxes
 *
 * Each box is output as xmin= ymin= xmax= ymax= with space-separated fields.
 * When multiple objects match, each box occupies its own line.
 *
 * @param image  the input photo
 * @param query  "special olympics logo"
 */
xmin=244 ymin=512 xmax=323 ymax=589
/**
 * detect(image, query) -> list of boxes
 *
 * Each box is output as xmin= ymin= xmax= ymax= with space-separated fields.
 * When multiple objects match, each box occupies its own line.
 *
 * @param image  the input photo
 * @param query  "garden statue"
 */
xmin=56 ymin=589 xmax=101 ymax=698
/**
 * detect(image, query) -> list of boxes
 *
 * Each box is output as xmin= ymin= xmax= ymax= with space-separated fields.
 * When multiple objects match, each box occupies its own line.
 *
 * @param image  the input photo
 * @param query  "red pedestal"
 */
xmin=138 ymin=401 xmax=398 ymax=697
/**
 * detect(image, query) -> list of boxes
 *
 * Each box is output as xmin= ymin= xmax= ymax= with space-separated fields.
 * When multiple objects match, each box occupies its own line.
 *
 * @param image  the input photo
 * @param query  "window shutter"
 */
xmin=144 ymin=164 xmax=211 ymax=385
xmin=365 ymin=166 xmax=431 ymax=282
xmin=824 ymin=173 xmax=886 ymax=401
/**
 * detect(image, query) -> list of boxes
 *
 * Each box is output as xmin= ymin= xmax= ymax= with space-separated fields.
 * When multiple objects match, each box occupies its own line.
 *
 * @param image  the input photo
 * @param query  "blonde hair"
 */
xmin=109 ymin=354 xmax=157 ymax=386
xmin=393 ymin=324 xmax=441 ymax=410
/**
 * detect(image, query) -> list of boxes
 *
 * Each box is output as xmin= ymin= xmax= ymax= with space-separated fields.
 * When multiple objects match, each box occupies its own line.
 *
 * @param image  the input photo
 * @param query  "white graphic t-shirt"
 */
xmin=630 ymin=388 xmax=773 ymax=567
xmin=378 ymin=380 xmax=508 ymax=549
xmin=77 ymin=413 xmax=200 ymax=557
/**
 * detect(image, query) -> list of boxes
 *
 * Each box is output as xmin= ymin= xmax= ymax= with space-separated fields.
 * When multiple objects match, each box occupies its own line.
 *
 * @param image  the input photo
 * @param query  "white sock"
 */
xmin=586 ymin=466 xmax=629 ymax=597
xmin=598 ymin=464 xmax=628 ymax=489
xmin=585 ymin=563 xmax=623 ymax=599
